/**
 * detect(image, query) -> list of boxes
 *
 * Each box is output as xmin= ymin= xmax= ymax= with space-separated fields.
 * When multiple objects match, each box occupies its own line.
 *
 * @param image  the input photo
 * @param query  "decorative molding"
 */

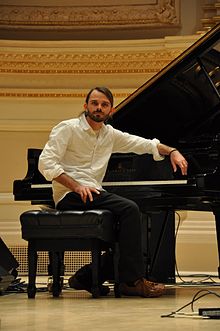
xmin=0 ymin=92 xmax=78 ymax=98
xmin=201 ymin=1 xmax=220 ymax=30
xmin=0 ymin=49 xmax=182 ymax=75
xmin=0 ymin=91 xmax=128 ymax=99
xmin=0 ymin=39 xmax=187 ymax=98
xmin=0 ymin=192 xmax=15 ymax=204
xmin=0 ymin=1 xmax=180 ymax=30
xmin=0 ymin=36 xmax=200 ymax=92
xmin=0 ymin=120 xmax=57 ymax=132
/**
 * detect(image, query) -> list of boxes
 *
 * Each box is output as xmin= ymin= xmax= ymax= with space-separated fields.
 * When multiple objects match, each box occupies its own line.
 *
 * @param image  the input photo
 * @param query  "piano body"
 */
xmin=13 ymin=24 xmax=220 ymax=283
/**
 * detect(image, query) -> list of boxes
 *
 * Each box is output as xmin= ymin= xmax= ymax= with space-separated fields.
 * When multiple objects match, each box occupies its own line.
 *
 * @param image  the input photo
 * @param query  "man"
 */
xmin=39 ymin=86 xmax=188 ymax=298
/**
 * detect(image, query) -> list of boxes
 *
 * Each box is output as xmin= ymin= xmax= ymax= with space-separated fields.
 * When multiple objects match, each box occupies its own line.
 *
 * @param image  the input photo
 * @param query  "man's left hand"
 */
xmin=170 ymin=150 xmax=188 ymax=175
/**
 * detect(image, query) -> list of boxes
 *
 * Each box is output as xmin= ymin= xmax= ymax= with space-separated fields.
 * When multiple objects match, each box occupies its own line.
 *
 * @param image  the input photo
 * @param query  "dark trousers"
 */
xmin=57 ymin=191 xmax=145 ymax=283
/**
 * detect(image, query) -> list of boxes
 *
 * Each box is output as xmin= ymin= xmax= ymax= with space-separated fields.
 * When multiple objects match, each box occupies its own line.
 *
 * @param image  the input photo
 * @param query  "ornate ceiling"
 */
xmin=0 ymin=0 xmax=181 ymax=40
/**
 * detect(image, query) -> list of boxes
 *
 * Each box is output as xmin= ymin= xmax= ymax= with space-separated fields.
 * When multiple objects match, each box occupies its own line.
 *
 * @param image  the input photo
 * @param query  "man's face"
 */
xmin=84 ymin=90 xmax=113 ymax=123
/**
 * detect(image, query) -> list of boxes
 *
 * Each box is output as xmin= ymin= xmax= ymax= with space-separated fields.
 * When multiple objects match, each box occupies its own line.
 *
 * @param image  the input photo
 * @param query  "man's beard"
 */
xmin=85 ymin=109 xmax=110 ymax=123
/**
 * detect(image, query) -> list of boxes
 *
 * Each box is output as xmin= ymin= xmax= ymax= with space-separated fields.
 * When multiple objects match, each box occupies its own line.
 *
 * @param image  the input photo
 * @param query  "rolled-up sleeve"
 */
xmin=38 ymin=122 xmax=72 ymax=181
xmin=150 ymin=138 xmax=165 ymax=161
xmin=39 ymin=153 xmax=64 ymax=181
xmin=112 ymin=128 xmax=164 ymax=161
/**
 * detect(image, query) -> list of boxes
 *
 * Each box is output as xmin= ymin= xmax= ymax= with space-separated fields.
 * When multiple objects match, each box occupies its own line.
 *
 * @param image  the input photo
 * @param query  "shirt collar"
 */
xmin=80 ymin=113 xmax=91 ymax=131
xmin=79 ymin=113 xmax=107 ymax=135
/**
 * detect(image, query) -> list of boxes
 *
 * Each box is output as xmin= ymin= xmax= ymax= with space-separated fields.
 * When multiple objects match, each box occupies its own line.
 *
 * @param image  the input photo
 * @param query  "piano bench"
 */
xmin=20 ymin=209 xmax=119 ymax=299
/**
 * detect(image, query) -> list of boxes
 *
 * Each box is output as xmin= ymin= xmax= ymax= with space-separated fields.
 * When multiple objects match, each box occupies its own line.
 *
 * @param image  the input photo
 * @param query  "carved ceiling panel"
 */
xmin=0 ymin=1 xmax=180 ymax=31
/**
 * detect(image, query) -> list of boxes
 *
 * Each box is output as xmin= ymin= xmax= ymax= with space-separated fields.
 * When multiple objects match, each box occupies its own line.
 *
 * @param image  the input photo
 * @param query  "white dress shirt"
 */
xmin=39 ymin=113 xmax=164 ymax=205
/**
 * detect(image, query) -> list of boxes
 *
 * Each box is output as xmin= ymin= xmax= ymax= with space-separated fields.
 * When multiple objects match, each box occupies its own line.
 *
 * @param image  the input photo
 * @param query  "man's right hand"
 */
xmin=54 ymin=173 xmax=100 ymax=203
xmin=74 ymin=185 xmax=100 ymax=203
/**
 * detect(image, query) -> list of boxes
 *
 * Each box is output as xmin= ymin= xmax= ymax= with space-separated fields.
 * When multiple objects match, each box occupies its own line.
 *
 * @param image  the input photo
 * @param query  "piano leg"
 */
xmin=212 ymin=207 xmax=220 ymax=279
xmin=141 ymin=210 xmax=176 ymax=284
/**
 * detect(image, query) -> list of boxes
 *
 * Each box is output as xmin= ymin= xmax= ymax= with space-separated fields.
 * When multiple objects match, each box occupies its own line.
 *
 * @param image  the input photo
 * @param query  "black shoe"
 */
xmin=68 ymin=274 xmax=110 ymax=296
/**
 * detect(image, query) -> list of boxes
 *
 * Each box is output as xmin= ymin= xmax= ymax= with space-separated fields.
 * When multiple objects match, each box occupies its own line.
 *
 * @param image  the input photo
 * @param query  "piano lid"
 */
xmin=110 ymin=24 xmax=220 ymax=147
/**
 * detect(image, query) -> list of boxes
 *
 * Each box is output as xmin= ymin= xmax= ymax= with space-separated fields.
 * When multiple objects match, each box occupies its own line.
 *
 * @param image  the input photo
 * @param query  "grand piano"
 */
xmin=13 ymin=23 xmax=220 ymax=283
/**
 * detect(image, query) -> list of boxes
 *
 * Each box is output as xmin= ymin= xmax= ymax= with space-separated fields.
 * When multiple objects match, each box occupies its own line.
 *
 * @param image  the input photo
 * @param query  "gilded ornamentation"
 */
xmin=0 ymin=50 xmax=182 ymax=75
xmin=0 ymin=1 xmax=180 ymax=28
xmin=0 ymin=91 xmax=128 ymax=98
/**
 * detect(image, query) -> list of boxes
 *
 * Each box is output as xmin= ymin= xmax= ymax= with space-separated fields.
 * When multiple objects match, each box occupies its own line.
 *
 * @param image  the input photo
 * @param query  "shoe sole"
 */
xmin=69 ymin=277 xmax=110 ymax=296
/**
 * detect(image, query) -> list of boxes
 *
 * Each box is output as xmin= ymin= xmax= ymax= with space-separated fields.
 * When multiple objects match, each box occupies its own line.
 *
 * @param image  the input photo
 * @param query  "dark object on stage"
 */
xmin=0 ymin=237 xmax=19 ymax=293
xmin=13 ymin=24 xmax=220 ymax=282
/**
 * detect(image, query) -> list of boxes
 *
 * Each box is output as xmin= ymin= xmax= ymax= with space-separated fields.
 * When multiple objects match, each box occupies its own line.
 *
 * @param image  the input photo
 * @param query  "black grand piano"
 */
xmin=13 ymin=23 xmax=220 ymax=283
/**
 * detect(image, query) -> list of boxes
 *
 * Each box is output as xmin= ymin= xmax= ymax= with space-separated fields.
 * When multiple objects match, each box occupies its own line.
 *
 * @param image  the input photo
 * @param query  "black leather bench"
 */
xmin=20 ymin=208 xmax=119 ymax=298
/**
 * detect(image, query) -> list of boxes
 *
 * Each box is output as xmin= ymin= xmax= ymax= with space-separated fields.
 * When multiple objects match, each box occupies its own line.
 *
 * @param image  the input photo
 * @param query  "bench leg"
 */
xmin=51 ymin=251 xmax=63 ymax=297
xmin=48 ymin=251 xmax=65 ymax=276
xmin=91 ymin=244 xmax=101 ymax=298
xmin=113 ymin=243 xmax=121 ymax=298
xmin=27 ymin=242 xmax=38 ymax=299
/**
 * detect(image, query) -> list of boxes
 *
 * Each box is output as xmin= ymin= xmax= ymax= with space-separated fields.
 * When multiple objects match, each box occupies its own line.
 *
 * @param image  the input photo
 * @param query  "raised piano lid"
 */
xmin=110 ymin=23 xmax=220 ymax=149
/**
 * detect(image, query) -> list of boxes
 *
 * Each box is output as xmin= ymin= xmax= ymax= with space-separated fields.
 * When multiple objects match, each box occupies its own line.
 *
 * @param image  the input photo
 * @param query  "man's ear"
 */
xmin=109 ymin=107 xmax=116 ymax=116
xmin=83 ymin=103 xmax=87 ymax=110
